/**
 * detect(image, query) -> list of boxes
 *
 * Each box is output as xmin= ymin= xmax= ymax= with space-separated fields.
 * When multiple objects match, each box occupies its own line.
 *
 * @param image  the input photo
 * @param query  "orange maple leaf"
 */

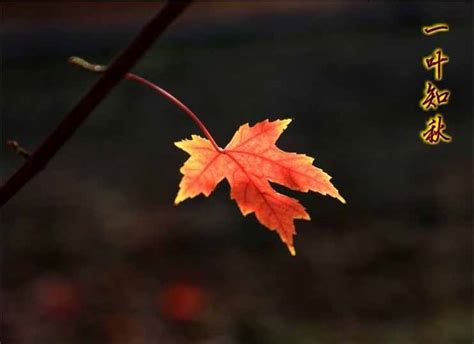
xmin=175 ymin=119 xmax=345 ymax=255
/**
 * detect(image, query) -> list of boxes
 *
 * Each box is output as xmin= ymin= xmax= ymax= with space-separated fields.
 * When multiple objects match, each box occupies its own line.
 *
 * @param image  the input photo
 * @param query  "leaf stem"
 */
xmin=70 ymin=56 xmax=222 ymax=152
xmin=125 ymin=74 xmax=222 ymax=152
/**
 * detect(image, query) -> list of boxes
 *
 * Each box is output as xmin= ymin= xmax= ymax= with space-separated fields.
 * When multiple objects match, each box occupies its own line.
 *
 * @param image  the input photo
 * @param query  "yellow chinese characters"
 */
xmin=419 ymin=81 xmax=450 ymax=111
xmin=420 ymin=115 xmax=451 ymax=145
xmin=422 ymin=48 xmax=449 ymax=81
xmin=420 ymin=23 xmax=452 ymax=145
xmin=422 ymin=23 xmax=449 ymax=35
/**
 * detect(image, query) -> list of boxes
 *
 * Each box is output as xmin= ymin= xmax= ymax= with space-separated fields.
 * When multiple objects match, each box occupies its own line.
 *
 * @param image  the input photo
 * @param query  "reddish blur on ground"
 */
xmin=33 ymin=277 xmax=83 ymax=321
xmin=158 ymin=282 xmax=206 ymax=322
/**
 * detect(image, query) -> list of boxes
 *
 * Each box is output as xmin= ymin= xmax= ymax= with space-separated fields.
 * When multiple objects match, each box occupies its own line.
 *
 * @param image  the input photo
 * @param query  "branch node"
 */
xmin=68 ymin=56 xmax=107 ymax=73
xmin=6 ymin=140 xmax=31 ymax=159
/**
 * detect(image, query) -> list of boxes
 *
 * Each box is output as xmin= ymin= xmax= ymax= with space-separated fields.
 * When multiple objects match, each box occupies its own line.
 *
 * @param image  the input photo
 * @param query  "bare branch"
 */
xmin=0 ymin=0 xmax=193 ymax=207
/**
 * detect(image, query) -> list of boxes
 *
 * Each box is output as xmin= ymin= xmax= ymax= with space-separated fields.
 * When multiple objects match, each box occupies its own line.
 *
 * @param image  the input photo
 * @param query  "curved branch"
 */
xmin=0 ymin=0 xmax=193 ymax=207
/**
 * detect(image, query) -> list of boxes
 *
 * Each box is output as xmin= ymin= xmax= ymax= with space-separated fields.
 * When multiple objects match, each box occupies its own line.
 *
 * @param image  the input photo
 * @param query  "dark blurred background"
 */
xmin=1 ymin=2 xmax=472 ymax=343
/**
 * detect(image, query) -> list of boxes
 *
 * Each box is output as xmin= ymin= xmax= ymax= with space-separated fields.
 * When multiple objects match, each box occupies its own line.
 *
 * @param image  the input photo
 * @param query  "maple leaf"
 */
xmin=175 ymin=119 xmax=345 ymax=255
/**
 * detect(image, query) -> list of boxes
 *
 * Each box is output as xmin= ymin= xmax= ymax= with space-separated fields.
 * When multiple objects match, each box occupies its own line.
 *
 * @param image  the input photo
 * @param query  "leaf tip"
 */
xmin=288 ymin=245 xmax=296 ymax=256
xmin=174 ymin=191 xmax=186 ymax=205
xmin=337 ymin=194 xmax=346 ymax=204
xmin=280 ymin=118 xmax=292 ymax=129
xmin=174 ymin=140 xmax=185 ymax=150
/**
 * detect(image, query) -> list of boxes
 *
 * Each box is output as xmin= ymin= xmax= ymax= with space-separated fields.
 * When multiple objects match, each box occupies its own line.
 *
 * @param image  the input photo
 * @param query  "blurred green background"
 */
xmin=1 ymin=2 xmax=472 ymax=343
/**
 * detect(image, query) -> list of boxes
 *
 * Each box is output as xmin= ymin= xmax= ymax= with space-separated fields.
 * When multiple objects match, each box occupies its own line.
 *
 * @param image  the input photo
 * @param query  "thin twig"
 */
xmin=0 ymin=1 xmax=193 ymax=207
xmin=69 ymin=56 xmax=222 ymax=151
xmin=6 ymin=140 xmax=31 ymax=159
xmin=69 ymin=56 xmax=107 ymax=73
